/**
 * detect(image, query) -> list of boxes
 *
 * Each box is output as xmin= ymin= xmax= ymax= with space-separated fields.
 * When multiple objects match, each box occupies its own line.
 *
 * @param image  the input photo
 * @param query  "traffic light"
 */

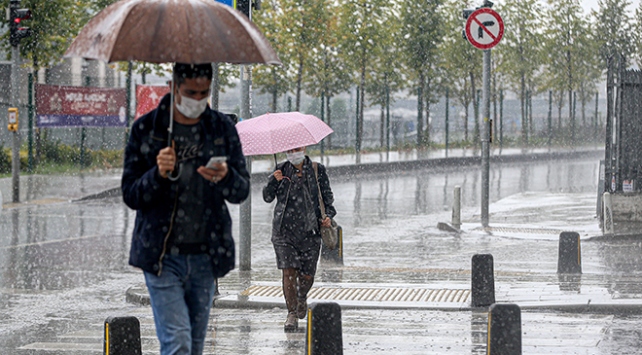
xmin=9 ymin=0 xmax=32 ymax=47
xmin=8 ymin=108 xmax=18 ymax=132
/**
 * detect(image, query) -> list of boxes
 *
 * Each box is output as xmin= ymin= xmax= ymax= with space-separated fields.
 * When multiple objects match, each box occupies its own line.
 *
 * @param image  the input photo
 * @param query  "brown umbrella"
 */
xmin=64 ymin=0 xmax=281 ymax=65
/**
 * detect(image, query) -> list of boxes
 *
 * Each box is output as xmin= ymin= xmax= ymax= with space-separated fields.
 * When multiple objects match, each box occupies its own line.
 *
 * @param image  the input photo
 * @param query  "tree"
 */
xmin=543 ymin=0 xmax=591 ymax=142
xmin=366 ymin=2 xmax=404 ymax=148
xmin=278 ymin=0 xmax=326 ymax=111
xmin=338 ymin=0 xmax=389 ymax=161
xmin=400 ymin=0 xmax=445 ymax=147
xmin=596 ymin=0 xmax=633 ymax=72
xmin=440 ymin=0 xmax=482 ymax=144
xmin=303 ymin=1 xmax=351 ymax=149
xmin=1 ymin=0 xmax=93 ymax=71
xmin=253 ymin=0 xmax=291 ymax=112
xmin=496 ymin=0 xmax=543 ymax=145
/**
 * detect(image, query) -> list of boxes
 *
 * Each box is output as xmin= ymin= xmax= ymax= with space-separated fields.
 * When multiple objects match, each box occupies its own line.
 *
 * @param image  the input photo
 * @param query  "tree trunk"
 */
xmin=271 ymin=70 xmax=278 ymax=112
xmin=581 ymin=88 xmax=586 ymax=128
xmin=470 ymin=72 xmax=479 ymax=145
xmin=528 ymin=89 xmax=533 ymax=138
xmin=464 ymin=99 xmax=469 ymax=142
xmin=296 ymin=59 xmax=303 ymax=111
xmin=326 ymin=95 xmax=332 ymax=149
xmin=417 ymin=82 xmax=424 ymax=147
xmin=380 ymin=104 xmax=385 ymax=148
xmin=520 ymin=73 xmax=527 ymax=145
xmin=358 ymin=64 xmax=366 ymax=158
xmin=424 ymin=79 xmax=432 ymax=147
xmin=557 ymin=90 xmax=564 ymax=130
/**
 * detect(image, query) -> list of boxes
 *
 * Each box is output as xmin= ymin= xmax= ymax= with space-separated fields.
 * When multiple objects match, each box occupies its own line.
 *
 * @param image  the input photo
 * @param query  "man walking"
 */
xmin=122 ymin=63 xmax=249 ymax=354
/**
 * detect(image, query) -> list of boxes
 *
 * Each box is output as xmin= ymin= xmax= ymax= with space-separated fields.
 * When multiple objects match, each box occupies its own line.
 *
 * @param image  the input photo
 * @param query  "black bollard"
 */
xmin=471 ymin=254 xmax=495 ymax=308
xmin=104 ymin=316 xmax=142 ymax=355
xmin=557 ymin=231 xmax=582 ymax=274
xmin=320 ymin=226 xmax=343 ymax=265
xmin=487 ymin=304 xmax=522 ymax=355
xmin=306 ymin=302 xmax=343 ymax=355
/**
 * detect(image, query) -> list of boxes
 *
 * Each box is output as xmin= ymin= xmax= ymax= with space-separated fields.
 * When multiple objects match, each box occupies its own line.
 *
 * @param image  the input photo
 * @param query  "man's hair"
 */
xmin=173 ymin=63 xmax=213 ymax=86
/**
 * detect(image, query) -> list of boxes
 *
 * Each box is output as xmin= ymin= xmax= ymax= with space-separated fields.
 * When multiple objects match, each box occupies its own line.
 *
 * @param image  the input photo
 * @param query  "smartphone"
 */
xmin=206 ymin=156 xmax=227 ymax=169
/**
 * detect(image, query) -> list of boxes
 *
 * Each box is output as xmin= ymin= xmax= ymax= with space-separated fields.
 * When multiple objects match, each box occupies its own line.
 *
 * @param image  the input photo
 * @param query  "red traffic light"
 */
xmin=13 ymin=9 xmax=31 ymax=24
xmin=9 ymin=7 xmax=32 ymax=47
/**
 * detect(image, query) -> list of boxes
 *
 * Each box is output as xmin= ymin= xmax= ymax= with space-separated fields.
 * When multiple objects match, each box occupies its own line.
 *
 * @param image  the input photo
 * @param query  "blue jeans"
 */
xmin=144 ymin=254 xmax=216 ymax=355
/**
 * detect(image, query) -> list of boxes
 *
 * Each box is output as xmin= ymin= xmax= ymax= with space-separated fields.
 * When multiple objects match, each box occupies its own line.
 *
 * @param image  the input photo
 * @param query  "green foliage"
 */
xmin=0 ymin=146 xmax=10 ymax=174
xmin=1 ymin=0 xmax=89 ymax=68
xmin=252 ymin=0 xmax=291 ymax=111
xmin=0 ymin=140 xmax=123 ymax=175
xmin=41 ymin=139 xmax=83 ymax=165
xmin=594 ymin=0 xmax=634 ymax=68
xmin=280 ymin=0 xmax=329 ymax=110
xmin=440 ymin=0 xmax=482 ymax=142
xmin=399 ymin=0 xmax=446 ymax=146
xmin=495 ymin=0 xmax=545 ymax=145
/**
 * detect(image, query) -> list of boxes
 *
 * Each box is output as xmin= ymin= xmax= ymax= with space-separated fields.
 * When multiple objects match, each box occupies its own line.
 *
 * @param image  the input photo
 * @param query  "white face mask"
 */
xmin=175 ymin=95 xmax=208 ymax=119
xmin=286 ymin=151 xmax=305 ymax=165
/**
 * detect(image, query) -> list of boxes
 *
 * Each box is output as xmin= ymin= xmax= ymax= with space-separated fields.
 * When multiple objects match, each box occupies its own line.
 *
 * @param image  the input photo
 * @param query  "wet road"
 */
xmin=3 ymin=154 xmax=642 ymax=353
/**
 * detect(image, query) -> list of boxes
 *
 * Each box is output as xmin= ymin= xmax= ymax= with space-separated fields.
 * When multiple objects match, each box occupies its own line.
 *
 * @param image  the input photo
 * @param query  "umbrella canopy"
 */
xmin=64 ymin=0 xmax=281 ymax=65
xmin=235 ymin=112 xmax=334 ymax=156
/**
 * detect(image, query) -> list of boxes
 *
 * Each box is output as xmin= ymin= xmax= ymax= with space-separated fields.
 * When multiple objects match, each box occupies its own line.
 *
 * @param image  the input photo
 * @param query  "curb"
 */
xmin=125 ymin=283 xmax=642 ymax=315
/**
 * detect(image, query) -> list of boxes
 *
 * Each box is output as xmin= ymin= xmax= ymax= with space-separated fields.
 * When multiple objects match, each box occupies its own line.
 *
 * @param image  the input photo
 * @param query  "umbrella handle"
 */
xmin=165 ymin=79 xmax=176 ymax=178
xmin=167 ymin=80 xmax=175 ymax=147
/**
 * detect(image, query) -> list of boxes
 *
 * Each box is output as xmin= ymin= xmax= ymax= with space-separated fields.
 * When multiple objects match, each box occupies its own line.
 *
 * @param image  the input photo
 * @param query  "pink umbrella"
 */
xmin=236 ymin=112 xmax=333 ymax=157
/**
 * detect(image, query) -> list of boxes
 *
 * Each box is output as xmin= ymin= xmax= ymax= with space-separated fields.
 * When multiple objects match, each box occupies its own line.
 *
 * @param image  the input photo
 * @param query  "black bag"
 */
xmin=313 ymin=163 xmax=338 ymax=249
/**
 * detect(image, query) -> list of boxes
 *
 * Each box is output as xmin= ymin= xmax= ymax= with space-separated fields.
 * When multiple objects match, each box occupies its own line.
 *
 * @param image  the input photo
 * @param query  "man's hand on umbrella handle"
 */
xmin=273 ymin=170 xmax=283 ymax=181
xmin=157 ymin=146 xmax=176 ymax=178
xmin=198 ymin=162 xmax=228 ymax=183
xmin=321 ymin=217 xmax=331 ymax=228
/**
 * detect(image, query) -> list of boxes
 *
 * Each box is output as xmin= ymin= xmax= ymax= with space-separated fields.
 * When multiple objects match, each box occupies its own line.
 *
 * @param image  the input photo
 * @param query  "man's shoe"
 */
xmin=296 ymin=298 xmax=308 ymax=319
xmin=284 ymin=312 xmax=298 ymax=332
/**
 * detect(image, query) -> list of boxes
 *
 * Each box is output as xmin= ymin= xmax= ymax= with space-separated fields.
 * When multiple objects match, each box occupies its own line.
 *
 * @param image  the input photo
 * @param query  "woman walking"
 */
xmin=262 ymin=146 xmax=336 ymax=332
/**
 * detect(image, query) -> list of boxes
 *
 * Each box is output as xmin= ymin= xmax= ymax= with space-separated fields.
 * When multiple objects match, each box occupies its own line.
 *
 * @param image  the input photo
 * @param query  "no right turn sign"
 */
xmin=465 ymin=8 xmax=504 ymax=50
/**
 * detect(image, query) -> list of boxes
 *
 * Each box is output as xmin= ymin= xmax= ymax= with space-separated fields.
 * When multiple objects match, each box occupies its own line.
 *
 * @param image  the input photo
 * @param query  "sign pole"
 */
xmin=11 ymin=45 xmax=21 ymax=203
xmin=463 ymin=4 xmax=503 ymax=228
xmin=481 ymin=49 xmax=491 ymax=227
xmin=239 ymin=64 xmax=252 ymax=272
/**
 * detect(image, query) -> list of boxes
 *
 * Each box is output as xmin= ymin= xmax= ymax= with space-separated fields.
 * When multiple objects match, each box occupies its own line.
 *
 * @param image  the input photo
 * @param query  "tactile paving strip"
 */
xmin=241 ymin=285 xmax=470 ymax=303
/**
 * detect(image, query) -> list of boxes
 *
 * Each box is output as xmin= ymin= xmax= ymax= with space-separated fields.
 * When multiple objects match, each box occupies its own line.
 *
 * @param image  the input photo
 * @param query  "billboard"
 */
xmin=36 ymin=85 xmax=127 ymax=127
xmin=135 ymin=85 xmax=170 ymax=120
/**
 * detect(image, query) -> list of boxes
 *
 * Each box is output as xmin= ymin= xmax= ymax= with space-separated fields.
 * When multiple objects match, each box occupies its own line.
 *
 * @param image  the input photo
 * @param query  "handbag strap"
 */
xmin=312 ymin=162 xmax=328 ymax=219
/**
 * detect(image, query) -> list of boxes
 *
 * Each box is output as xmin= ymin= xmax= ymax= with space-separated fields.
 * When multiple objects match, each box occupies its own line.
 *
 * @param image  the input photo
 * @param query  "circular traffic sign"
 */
xmin=465 ymin=8 xmax=504 ymax=50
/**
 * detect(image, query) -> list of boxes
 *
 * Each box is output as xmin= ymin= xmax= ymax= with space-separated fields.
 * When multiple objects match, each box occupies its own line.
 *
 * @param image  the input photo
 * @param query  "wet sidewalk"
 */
xmin=7 ymin=146 xmax=638 ymax=354
xmin=126 ymin=188 xmax=642 ymax=315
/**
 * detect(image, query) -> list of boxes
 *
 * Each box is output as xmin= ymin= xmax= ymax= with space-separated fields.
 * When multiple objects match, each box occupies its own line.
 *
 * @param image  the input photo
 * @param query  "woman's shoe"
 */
xmin=296 ymin=298 xmax=308 ymax=319
xmin=284 ymin=312 xmax=298 ymax=332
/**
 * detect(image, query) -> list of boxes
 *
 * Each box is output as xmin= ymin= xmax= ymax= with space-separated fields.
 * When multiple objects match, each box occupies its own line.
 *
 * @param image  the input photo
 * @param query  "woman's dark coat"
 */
xmin=262 ymin=157 xmax=336 ymax=236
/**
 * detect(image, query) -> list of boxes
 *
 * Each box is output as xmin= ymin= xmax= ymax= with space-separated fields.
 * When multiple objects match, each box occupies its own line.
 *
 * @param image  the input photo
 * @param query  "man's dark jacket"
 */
xmin=122 ymin=94 xmax=249 ymax=278
xmin=262 ymin=157 xmax=336 ymax=236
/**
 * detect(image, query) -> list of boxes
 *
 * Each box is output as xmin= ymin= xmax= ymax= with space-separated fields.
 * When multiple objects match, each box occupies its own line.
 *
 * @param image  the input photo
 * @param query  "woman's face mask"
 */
xmin=175 ymin=95 xmax=208 ymax=119
xmin=286 ymin=151 xmax=305 ymax=165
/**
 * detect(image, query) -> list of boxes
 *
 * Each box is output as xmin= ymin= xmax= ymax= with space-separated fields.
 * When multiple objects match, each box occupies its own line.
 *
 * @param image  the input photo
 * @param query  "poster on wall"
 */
xmin=135 ymin=85 xmax=170 ymax=120
xmin=36 ymin=84 xmax=127 ymax=127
